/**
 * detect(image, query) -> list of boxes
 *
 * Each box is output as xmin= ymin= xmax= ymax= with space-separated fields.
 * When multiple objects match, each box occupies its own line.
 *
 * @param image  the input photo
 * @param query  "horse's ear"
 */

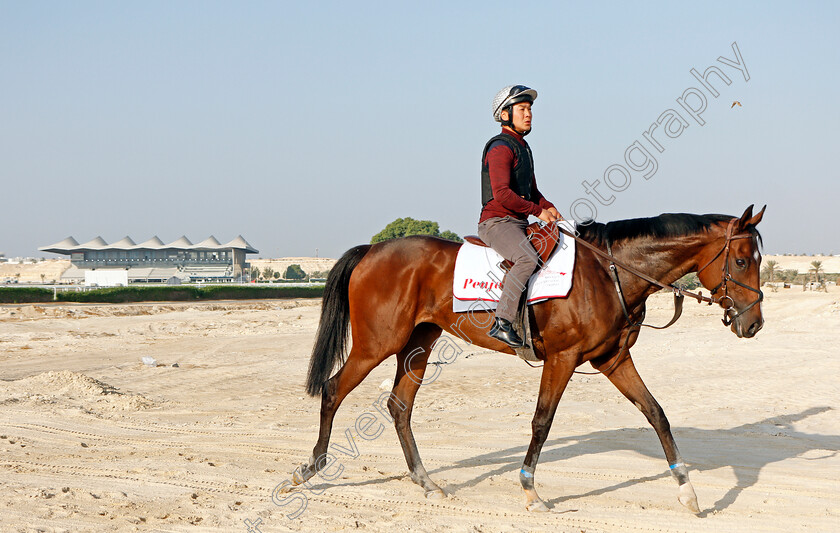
xmin=737 ymin=204 xmax=754 ymax=228
xmin=747 ymin=205 xmax=766 ymax=227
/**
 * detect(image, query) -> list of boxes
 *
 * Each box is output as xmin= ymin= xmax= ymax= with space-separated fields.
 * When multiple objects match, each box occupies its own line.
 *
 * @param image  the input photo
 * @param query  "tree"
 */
xmin=809 ymin=261 xmax=825 ymax=291
xmin=371 ymin=217 xmax=463 ymax=243
xmin=285 ymin=264 xmax=306 ymax=280
xmin=810 ymin=260 xmax=823 ymax=283
xmin=273 ymin=271 xmax=281 ymax=279
xmin=673 ymin=273 xmax=700 ymax=290
xmin=262 ymin=266 xmax=274 ymax=281
xmin=309 ymin=270 xmax=331 ymax=280
xmin=250 ymin=266 xmax=261 ymax=281
xmin=439 ymin=230 xmax=464 ymax=243
xmin=761 ymin=260 xmax=780 ymax=283
xmin=780 ymin=269 xmax=798 ymax=283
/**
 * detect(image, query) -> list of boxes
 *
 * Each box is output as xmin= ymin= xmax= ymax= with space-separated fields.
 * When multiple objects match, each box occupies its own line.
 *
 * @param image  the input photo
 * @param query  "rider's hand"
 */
xmin=538 ymin=209 xmax=558 ymax=224
xmin=547 ymin=207 xmax=563 ymax=221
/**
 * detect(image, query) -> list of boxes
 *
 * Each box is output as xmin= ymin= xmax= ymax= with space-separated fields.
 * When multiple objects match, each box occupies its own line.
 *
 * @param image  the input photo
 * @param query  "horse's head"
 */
xmin=696 ymin=205 xmax=766 ymax=338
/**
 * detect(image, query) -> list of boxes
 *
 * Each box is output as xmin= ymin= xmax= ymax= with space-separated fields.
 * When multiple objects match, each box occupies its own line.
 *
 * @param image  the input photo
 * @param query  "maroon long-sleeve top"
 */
xmin=479 ymin=128 xmax=555 ymax=223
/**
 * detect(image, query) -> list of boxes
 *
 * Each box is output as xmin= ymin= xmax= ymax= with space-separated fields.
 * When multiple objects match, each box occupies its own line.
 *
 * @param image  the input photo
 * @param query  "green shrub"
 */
xmin=371 ymin=217 xmax=462 ymax=243
xmin=56 ymin=286 xmax=199 ymax=303
xmin=673 ymin=273 xmax=700 ymax=290
xmin=196 ymin=285 xmax=324 ymax=300
xmin=0 ymin=287 xmax=53 ymax=303
xmin=284 ymin=264 xmax=306 ymax=280
xmin=1 ymin=285 xmax=324 ymax=304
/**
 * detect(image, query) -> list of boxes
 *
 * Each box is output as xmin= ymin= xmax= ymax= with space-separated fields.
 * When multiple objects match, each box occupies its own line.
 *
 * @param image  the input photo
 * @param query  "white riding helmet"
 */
xmin=492 ymin=85 xmax=538 ymax=122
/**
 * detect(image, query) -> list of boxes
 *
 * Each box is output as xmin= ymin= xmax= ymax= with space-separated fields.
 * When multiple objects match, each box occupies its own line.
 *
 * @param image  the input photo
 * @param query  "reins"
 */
xmin=557 ymin=219 xmax=759 ymax=310
xmin=558 ymin=225 xmax=714 ymax=306
xmin=551 ymin=219 xmax=762 ymax=375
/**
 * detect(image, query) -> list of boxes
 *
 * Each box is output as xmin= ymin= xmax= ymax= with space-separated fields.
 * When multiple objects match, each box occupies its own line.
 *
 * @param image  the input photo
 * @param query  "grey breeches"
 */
xmin=477 ymin=216 xmax=540 ymax=322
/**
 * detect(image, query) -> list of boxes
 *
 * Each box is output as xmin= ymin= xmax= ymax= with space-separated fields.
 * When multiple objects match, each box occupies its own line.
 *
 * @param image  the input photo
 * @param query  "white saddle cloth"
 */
xmin=452 ymin=220 xmax=576 ymax=313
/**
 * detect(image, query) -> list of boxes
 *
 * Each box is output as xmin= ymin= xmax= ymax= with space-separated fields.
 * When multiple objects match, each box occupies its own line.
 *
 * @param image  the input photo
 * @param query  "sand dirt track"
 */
xmin=0 ymin=290 xmax=838 ymax=532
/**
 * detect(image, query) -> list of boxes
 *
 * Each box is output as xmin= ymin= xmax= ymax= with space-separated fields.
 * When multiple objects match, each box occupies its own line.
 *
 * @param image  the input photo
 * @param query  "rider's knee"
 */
xmin=513 ymin=252 xmax=538 ymax=270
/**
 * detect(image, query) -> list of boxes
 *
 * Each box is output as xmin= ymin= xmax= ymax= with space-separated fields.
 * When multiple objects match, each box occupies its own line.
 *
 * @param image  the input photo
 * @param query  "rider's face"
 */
xmin=505 ymin=102 xmax=532 ymax=134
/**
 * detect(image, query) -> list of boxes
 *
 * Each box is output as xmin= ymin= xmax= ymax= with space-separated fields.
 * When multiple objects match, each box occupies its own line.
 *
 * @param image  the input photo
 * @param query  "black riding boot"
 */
xmin=488 ymin=317 xmax=525 ymax=348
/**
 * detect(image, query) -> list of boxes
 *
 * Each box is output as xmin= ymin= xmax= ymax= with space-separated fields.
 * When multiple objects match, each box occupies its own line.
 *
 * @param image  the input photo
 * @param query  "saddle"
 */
xmin=463 ymin=222 xmax=560 ymax=364
xmin=464 ymin=221 xmax=560 ymax=273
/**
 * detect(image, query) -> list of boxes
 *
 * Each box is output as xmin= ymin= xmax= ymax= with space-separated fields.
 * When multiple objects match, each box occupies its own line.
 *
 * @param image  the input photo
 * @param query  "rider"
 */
xmin=478 ymin=85 xmax=561 ymax=348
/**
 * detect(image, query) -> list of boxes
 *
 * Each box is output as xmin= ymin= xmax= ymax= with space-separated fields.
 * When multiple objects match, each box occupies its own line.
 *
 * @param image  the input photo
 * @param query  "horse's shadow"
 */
xmin=435 ymin=406 xmax=837 ymax=514
xmin=321 ymin=406 xmax=837 ymax=514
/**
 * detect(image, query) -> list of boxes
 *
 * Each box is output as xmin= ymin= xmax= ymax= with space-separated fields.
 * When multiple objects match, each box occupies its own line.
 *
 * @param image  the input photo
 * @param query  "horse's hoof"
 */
xmin=278 ymin=482 xmax=297 ymax=494
xmin=678 ymin=483 xmax=700 ymax=514
xmin=526 ymin=499 xmax=550 ymax=512
xmin=292 ymin=464 xmax=313 ymax=485
xmin=424 ymin=488 xmax=446 ymax=499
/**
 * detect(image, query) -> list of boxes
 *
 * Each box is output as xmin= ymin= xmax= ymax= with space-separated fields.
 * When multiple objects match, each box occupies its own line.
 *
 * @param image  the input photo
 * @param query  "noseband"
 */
xmin=695 ymin=219 xmax=764 ymax=326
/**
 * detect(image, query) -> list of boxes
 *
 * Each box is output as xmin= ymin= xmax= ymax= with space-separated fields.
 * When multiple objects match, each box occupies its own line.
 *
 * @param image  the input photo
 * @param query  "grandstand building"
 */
xmin=39 ymin=235 xmax=258 ymax=283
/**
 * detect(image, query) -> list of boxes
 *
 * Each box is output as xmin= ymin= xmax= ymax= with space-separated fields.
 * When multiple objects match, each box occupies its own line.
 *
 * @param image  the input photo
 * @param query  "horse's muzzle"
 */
xmin=732 ymin=314 xmax=763 ymax=338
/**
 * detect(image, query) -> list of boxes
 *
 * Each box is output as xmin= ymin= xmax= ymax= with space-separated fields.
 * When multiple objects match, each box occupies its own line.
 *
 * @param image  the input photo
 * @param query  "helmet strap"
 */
xmin=500 ymin=106 xmax=513 ymax=128
xmin=501 ymin=106 xmax=531 ymax=136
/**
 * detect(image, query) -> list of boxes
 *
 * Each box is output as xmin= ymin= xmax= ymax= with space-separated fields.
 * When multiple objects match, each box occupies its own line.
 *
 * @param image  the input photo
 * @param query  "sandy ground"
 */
xmin=249 ymin=259 xmax=337 ymax=279
xmin=0 ymin=261 xmax=71 ymax=284
xmin=761 ymin=255 xmax=840 ymax=274
xmin=0 ymin=288 xmax=838 ymax=533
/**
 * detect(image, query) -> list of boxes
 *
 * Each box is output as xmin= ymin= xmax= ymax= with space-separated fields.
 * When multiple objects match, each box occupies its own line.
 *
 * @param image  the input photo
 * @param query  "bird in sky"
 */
xmin=731 ymin=101 xmax=742 ymax=108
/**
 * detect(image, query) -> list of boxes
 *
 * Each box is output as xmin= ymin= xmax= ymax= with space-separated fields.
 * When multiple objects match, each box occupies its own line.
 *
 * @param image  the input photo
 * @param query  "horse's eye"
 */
xmin=735 ymin=258 xmax=747 ymax=268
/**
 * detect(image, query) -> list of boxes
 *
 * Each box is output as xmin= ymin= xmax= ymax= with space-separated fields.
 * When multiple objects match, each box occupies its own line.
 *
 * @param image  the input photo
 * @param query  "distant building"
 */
xmin=39 ymin=235 xmax=258 ymax=283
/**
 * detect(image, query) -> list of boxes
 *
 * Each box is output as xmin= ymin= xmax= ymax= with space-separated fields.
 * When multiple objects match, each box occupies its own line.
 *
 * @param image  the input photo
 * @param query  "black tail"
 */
xmin=305 ymin=244 xmax=371 ymax=397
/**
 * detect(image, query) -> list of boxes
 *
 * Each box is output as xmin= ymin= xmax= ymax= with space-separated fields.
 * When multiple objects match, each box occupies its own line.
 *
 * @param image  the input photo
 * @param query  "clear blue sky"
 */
xmin=2 ymin=1 xmax=837 ymax=259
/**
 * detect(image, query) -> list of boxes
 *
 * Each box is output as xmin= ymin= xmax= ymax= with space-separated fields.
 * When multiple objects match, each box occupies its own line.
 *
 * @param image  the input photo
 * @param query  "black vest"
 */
xmin=480 ymin=133 xmax=533 ymax=206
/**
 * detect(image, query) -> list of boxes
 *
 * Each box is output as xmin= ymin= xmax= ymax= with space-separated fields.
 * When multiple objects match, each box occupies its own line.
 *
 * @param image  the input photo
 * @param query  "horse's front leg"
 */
xmin=521 ymin=354 xmax=576 ymax=512
xmin=597 ymin=353 xmax=701 ymax=514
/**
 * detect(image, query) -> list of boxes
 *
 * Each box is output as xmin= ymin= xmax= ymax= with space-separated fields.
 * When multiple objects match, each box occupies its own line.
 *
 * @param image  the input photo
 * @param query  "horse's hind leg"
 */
xmin=599 ymin=353 xmax=701 ymax=514
xmin=286 ymin=346 xmax=386 ymax=489
xmin=390 ymin=323 xmax=445 ymax=499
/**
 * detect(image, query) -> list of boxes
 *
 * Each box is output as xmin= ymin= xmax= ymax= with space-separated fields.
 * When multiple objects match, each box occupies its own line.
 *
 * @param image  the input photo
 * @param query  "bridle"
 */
xmin=529 ymin=219 xmax=763 ymax=374
xmin=694 ymin=218 xmax=764 ymax=327
xmin=557 ymin=217 xmax=763 ymax=330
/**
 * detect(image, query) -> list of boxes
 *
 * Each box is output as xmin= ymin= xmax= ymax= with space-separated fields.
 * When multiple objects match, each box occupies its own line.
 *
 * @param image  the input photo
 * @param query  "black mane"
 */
xmin=576 ymin=213 xmax=761 ymax=246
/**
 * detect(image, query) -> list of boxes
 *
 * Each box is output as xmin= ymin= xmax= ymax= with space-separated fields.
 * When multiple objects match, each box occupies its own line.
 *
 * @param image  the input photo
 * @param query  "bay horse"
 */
xmin=284 ymin=205 xmax=765 ymax=513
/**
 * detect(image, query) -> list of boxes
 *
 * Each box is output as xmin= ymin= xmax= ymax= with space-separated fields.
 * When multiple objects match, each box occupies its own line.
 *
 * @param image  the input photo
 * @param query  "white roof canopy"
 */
xmin=39 ymin=235 xmax=258 ymax=254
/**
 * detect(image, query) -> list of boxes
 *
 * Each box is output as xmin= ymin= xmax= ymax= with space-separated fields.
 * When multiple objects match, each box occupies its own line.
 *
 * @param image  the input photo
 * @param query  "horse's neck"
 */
xmin=611 ymin=233 xmax=714 ymax=305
